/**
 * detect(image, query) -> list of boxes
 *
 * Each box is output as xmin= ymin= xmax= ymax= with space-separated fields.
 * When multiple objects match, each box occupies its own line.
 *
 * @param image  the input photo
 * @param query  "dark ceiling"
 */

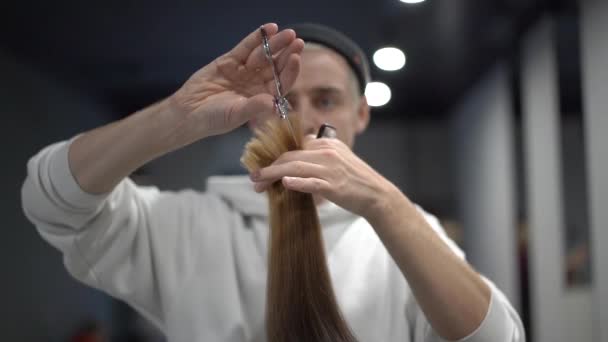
xmin=1 ymin=0 xmax=572 ymax=121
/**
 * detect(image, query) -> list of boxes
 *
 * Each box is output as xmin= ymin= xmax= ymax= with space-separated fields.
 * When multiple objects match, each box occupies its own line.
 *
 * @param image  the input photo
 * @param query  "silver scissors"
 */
xmin=260 ymin=27 xmax=297 ymax=142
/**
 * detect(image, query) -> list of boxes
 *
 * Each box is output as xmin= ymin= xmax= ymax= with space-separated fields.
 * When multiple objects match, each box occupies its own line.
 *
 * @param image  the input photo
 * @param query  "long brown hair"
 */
xmin=241 ymin=117 xmax=358 ymax=342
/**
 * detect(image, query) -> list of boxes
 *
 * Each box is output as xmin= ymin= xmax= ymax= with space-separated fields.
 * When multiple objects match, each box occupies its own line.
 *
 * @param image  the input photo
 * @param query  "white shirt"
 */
xmin=21 ymin=140 xmax=525 ymax=342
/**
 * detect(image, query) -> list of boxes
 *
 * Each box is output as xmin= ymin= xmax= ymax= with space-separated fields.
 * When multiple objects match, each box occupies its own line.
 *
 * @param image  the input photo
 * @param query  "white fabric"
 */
xmin=21 ymin=140 xmax=525 ymax=342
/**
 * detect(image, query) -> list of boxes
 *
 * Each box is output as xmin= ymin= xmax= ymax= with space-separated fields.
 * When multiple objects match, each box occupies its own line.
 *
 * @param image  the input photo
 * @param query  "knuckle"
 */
xmin=312 ymin=179 xmax=323 ymax=192
xmin=321 ymin=148 xmax=338 ymax=159
xmin=303 ymin=138 xmax=316 ymax=149
xmin=316 ymin=138 xmax=333 ymax=149
xmin=292 ymin=160 xmax=306 ymax=174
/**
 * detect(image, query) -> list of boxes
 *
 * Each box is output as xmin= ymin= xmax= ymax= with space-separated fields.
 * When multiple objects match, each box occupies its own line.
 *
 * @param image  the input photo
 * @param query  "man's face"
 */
xmin=284 ymin=45 xmax=370 ymax=149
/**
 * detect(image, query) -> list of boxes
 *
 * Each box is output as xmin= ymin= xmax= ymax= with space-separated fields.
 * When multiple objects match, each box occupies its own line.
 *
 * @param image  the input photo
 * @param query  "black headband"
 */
xmin=288 ymin=23 xmax=371 ymax=94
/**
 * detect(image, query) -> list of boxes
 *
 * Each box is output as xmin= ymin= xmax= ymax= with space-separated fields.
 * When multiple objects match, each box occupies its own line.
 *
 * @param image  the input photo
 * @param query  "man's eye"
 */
xmin=316 ymin=97 xmax=335 ymax=110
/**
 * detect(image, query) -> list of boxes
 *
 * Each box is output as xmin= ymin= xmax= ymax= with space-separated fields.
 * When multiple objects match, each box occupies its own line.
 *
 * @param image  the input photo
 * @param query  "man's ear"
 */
xmin=355 ymin=96 xmax=371 ymax=134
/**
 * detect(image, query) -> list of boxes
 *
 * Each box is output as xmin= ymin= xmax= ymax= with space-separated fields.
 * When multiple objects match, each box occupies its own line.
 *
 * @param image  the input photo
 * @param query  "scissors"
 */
xmin=259 ymin=27 xmax=337 ymax=142
xmin=260 ymin=27 xmax=298 ymax=142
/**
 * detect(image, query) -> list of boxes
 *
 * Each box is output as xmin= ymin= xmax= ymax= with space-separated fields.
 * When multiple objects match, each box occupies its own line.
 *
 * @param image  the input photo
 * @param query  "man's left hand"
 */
xmin=250 ymin=135 xmax=399 ymax=221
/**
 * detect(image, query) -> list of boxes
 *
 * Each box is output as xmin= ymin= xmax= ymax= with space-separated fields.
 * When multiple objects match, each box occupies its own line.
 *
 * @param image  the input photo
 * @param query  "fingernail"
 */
xmin=250 ymin=170 xmax=260 ymax=181
xmin=254 ymin=182 xmax=263 ymax=192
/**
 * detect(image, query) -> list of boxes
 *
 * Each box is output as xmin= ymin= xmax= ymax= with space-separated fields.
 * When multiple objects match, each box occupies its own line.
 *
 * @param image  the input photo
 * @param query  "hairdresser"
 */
xmin=21 ymin=22 xmax=524 ymax=341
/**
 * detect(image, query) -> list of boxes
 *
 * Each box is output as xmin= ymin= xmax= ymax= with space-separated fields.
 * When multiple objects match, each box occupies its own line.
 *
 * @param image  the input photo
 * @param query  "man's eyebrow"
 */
xmin=310 ymin=86 xmax=344 ymax=95
xmin=285 ymin=87 xmax=343 ymax=97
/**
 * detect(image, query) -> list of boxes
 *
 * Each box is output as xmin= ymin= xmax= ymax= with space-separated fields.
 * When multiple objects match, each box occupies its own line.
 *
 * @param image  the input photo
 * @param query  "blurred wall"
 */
xmin=581 ymin=0 xmax=608 ymax=340
xmin=0 ymin=51 xmax=115 ymax=341
xmin=450 ymin=64 xmax=520 ymax=310
xmin=521 ymin=17 xmax=567 ymax=342
xmin=521 ymin=16 xmax=592 ymax=342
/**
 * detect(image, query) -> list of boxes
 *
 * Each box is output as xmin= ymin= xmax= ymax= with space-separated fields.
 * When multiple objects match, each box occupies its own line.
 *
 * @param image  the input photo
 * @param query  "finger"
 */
xmin=302 ymin=134 xmax=316 ymax=145
xmin=262 ymin=149 xmax=336 ymax=167
xmin=277 ymin=54 xmax=301 ymax=95
xmin=255 ymin=160 xmax=327 ymax=183
xmin=282 ymin=176 xmax=331 ymax=195
xmin=230 ymin=23 xmax=278 ymax=62
xmin=246 ymin=29 xmax=297 ymax=69
xmin=247 ymin=100 xmax=277 ymax=130
xmin=305 ymin=136 xmax=347 ymax=151
xmin=252 ymin=161 xmax=327 ymax=192
xmin=229 ymin=93 xmax=275 ymax=128
xmin=275 ymin=38 xmax=305 ymax=72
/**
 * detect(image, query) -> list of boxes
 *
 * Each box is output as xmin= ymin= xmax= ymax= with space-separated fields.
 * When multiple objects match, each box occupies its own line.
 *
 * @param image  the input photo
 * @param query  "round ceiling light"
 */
xmin=373 ymin=47 xmax=406 ymax=71
xmin=365 ymin=82 xmax=392 ymax=107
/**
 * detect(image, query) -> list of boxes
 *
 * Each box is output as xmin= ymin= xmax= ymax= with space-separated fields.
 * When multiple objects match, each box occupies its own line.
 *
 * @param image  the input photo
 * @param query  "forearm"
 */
xmin=69 ymin=97 xmax=193 ymax=194
xmin=366 ymin=185 xmax=491 ymax=341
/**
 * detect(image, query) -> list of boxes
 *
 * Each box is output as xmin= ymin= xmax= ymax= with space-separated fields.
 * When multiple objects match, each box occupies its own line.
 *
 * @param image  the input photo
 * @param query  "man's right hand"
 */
xmin=68 ymin=23 xmax=303 ymax=194
xmin=168 ymin=23 xmax=303 ymax=145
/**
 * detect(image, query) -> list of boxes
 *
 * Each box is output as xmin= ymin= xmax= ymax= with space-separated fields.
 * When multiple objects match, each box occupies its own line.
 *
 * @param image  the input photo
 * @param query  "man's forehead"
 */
xmin=301 ymin=44 xmax=352 ymax=71
xmin=292 ymin=47 xmax=355 ymax=94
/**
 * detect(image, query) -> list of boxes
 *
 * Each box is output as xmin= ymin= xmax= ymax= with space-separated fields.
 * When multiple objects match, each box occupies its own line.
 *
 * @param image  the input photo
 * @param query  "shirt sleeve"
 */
xmin=449 ymin=279 xmax=525 ymax=342
xmin=408 ymin=207 xmax=526 ymax=342
xmin=21 ymin=139 xmax=229 ymax=330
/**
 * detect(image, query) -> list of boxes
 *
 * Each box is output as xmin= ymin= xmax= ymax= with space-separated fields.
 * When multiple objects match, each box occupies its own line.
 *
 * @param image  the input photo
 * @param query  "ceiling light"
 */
xmin=400 ymin=0 xmax=425 ymax=3
xmin=373 ymin=47 xmax=406 ymax=71
xmin=365 ymin=82 xmax=392 ymax=107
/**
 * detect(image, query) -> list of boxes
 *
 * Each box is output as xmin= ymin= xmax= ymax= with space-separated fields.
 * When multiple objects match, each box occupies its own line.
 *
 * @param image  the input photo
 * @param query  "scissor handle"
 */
xmin=260 ymin=27 xmax=283 ymax=99
xmin=317 ymin=124 xmax=337 ymax=139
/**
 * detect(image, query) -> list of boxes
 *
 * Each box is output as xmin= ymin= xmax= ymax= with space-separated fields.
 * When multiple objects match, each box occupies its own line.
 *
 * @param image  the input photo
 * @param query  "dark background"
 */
xmin=0 ymin=0 xmax=580 ymax=119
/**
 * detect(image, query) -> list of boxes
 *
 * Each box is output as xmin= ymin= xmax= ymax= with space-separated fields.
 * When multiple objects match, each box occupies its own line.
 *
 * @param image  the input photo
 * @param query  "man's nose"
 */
xmin=301 ymin=114 xmax=324 ymax=136
xmin=290 ymin=102 xmax=317 ymax=135
xmin=302 ymin=122 xmax=319 ymax=136
xmin=291 ymin=103 xmax=321 ymax=136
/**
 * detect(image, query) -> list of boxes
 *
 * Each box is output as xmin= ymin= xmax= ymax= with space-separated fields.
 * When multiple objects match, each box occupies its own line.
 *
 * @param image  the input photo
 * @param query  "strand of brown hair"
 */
xmin=241 ymin=117 xmax=358 ymax=342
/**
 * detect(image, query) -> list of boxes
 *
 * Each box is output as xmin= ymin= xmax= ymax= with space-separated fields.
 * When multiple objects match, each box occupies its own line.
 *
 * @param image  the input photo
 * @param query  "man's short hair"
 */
xmin=288 ymin=23 xmax=371 ymax=95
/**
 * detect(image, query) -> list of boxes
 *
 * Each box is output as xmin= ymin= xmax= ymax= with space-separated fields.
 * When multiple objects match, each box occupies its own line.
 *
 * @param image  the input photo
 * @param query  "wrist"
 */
xmin=364 ymin=181 xmax=401 ymax=223
xmin=364 ymin=182 xmax=420 ymax=231
xmin=146 ymin=95 xmax=209 ymax=157
xmin=128 ymin=98 xmax=177 ymax=160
